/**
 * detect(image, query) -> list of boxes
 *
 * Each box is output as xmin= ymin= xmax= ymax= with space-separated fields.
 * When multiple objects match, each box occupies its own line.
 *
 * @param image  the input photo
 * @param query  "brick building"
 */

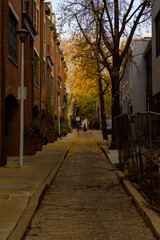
xmin=0 ymin=0 xmax=36 ymax=164
xmin=45 ymin=2 xmax=67 ymax=136
xmin=0 ymin=0 xmax=67 ymax=166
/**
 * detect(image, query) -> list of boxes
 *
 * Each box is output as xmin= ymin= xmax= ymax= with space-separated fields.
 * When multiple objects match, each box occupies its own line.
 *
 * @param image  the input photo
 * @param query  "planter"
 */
xmin=47 ymin=132 xmax=56 ymax=143
xmin=24 ymin=136 xmax=37 ymax=155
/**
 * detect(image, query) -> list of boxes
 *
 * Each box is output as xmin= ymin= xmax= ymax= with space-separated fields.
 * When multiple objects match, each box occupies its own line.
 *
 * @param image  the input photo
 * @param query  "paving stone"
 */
xmin=24 ymin=132 xmax=156 ymax=240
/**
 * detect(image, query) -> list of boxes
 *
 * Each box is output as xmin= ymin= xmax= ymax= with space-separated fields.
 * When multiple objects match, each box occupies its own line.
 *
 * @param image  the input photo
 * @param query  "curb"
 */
xmin=92 ymin=133 xmax=160 ymax=240
xmin=7 ymin=133 xmax=78 ymax=240
xmin=116 ymin=170 xmax=160 ymax=240
xmin=90 ymin=132 xmax=113 ymax=165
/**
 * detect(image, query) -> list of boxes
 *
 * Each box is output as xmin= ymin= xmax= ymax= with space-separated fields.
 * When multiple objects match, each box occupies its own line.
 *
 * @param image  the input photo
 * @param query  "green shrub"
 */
xmin=60 ymin=123 xmax=69 ymax=136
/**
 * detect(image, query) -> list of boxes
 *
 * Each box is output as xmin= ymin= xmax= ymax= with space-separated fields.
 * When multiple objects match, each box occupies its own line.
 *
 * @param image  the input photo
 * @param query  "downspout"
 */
xmin=1 ymin=0 xmax=6 ymax=166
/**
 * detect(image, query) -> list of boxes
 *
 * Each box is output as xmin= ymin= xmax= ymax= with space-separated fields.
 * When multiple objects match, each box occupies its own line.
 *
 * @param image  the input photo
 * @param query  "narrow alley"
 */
xmin=24 ymin=131 xmax=156 ymax=240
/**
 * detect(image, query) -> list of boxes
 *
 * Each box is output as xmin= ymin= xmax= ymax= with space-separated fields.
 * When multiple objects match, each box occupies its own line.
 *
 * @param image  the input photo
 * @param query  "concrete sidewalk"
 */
xmin=91 ymin=130 xmax=160 ymax=240
xmin=90 ymin=130 xmax=119 ymax=166
xmin=0 ymin=131 xmax=78 ymax=240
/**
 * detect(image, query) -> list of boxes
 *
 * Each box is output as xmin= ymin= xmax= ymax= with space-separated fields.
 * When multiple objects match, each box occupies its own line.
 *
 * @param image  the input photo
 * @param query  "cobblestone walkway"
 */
xmin=24 ymin=132 xmax=156 ymax=240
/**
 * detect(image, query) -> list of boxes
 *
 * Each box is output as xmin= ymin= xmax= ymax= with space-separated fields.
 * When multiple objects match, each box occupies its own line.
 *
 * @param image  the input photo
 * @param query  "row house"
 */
xmin=120 ymin=38 xmax=151 ymax=114
xmin=121 ymin=0 xmax=160 ymax=115
xmin=0 ymin=0 xmax=37 ymax=165
xmin=45 ymin=2 xmax=67 ymax=135
xmin=143 ymin=40 xmax=152 ymax=112
xmin=0 ymin=0 xmax=67 ymax=166
xmin=120 ymin=0 xmax=160 ymax=115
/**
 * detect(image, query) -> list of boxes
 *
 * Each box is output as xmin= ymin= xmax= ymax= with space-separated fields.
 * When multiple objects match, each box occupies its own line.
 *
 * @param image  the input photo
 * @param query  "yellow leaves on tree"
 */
xmin=62 ymin=35 xmax=111 ymax=108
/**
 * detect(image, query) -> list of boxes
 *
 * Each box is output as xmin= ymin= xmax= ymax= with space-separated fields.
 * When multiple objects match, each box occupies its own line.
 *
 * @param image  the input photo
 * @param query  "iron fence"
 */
xmin=115 ymin=112 xmax=160 ymax=210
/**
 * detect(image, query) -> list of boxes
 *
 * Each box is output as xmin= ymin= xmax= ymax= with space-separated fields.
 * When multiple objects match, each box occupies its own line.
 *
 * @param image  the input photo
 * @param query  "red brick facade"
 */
xmin=0 ymin=0 xmax=67 ymax=165
xmin=0 ymin=0 xmax=3 ymax=165
xmin=3 ymin=0 xmax=22 ymax=158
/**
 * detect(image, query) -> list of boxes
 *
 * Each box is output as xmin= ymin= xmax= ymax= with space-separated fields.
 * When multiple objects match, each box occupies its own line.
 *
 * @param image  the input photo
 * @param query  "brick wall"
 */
xmin=41 ymin=0 xmax=47 ymax=136
xmin=0 ymin=0 xmax=67 ymax=161
xmin=0 ymin=0 xmax=2 ymax=160
xmin=54 ymin=39 xmax=58 ymax=131
xmin=2 ymin=0 xmax=36 ymax=157
xmin=4 ymin=0 xmax=21 ymax=157
xmin=5 ymin=95 xmax=20 ymax=156
xmin=60 ymin=58 xmax=65 ymax=119
xmin=24 ymin=35 xmax=34 ymax=128
xmin=6 ymin=0 xmax=21 ymax=93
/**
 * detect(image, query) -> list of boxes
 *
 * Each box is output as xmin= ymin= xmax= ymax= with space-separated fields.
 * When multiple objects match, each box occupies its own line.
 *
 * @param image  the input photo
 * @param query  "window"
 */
xmin=34 ymin=1 xmax=36 ymax=26
xmin=22 ymin=0 xmax=26 ymax=12
xmin=156 ymin=13 xmax=160 ymax=58
xmin=51 ymin=75 xmax=53 ymax=97
xmin=37 ymin=9 xmax=39 ymax=31
xmin=42 ymin=61 xmax=45 ymax=86
xmin=33 ymin=51 xmax=39 ymax=86
xmin=8 ymin=9 xmax=17 ymax=62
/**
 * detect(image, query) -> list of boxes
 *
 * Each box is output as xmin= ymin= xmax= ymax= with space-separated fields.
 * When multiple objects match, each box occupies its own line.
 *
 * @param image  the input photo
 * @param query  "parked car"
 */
xmin=106 ymin=119 xmax=112 ymax=134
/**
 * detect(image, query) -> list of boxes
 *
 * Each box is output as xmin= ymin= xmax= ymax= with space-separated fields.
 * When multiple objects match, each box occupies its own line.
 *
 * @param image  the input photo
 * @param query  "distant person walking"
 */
xmin=83 ymin=123 xmax=87 ymax=132
xmin=82 ymin=119 xmax=88 ymax=132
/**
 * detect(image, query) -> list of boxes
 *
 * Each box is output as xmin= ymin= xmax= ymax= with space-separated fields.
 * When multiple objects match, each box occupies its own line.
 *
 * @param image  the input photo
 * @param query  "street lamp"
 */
xmin=57 ymin=89 xmax=61 ymax=136
xmin=17 ymin=29 xmax=29 ymax=167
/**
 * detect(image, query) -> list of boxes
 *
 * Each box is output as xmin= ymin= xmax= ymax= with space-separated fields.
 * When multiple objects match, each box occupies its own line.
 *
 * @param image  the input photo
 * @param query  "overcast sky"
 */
xmin=47 ymin=0 xmax=151 ymax=37
xmin=47 ymin=0 xmax=59 ymax=12
xmin=48 ymin=0 xmax=142 ymax=11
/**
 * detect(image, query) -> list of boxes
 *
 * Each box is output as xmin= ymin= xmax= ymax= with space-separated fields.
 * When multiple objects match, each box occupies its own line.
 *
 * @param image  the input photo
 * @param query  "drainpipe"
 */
xmin=1 ymin=0 xmax=6 ymax=167
xmin=20 ymin=41 xmax=25 ymax=167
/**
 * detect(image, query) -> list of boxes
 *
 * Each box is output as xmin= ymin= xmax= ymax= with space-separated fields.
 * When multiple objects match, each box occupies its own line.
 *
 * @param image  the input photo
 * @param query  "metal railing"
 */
xmin=115 ymin=112 xmax=160 ymax=210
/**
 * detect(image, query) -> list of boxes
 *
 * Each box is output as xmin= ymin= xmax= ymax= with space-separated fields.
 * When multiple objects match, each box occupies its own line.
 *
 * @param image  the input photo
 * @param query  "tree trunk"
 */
xmin=110 ymin=0 xmax=120 ymax=149
xmin=98 ymin=72 xmax=108 ymax=141
xmin=110 ymin=73 xmax=120 ymax=149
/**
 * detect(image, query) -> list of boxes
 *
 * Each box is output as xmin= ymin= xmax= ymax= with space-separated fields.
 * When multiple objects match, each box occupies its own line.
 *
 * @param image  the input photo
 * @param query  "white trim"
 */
xmin=9 ymin=2 xmax=19 ymax=22
xmin=34 ymin=47 xmax=39 ymax=57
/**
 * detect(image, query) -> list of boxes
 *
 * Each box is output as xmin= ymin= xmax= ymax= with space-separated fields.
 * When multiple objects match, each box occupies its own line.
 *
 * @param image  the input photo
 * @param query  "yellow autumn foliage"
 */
xmin=62 ymin=35 xmax=111 ymax=107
